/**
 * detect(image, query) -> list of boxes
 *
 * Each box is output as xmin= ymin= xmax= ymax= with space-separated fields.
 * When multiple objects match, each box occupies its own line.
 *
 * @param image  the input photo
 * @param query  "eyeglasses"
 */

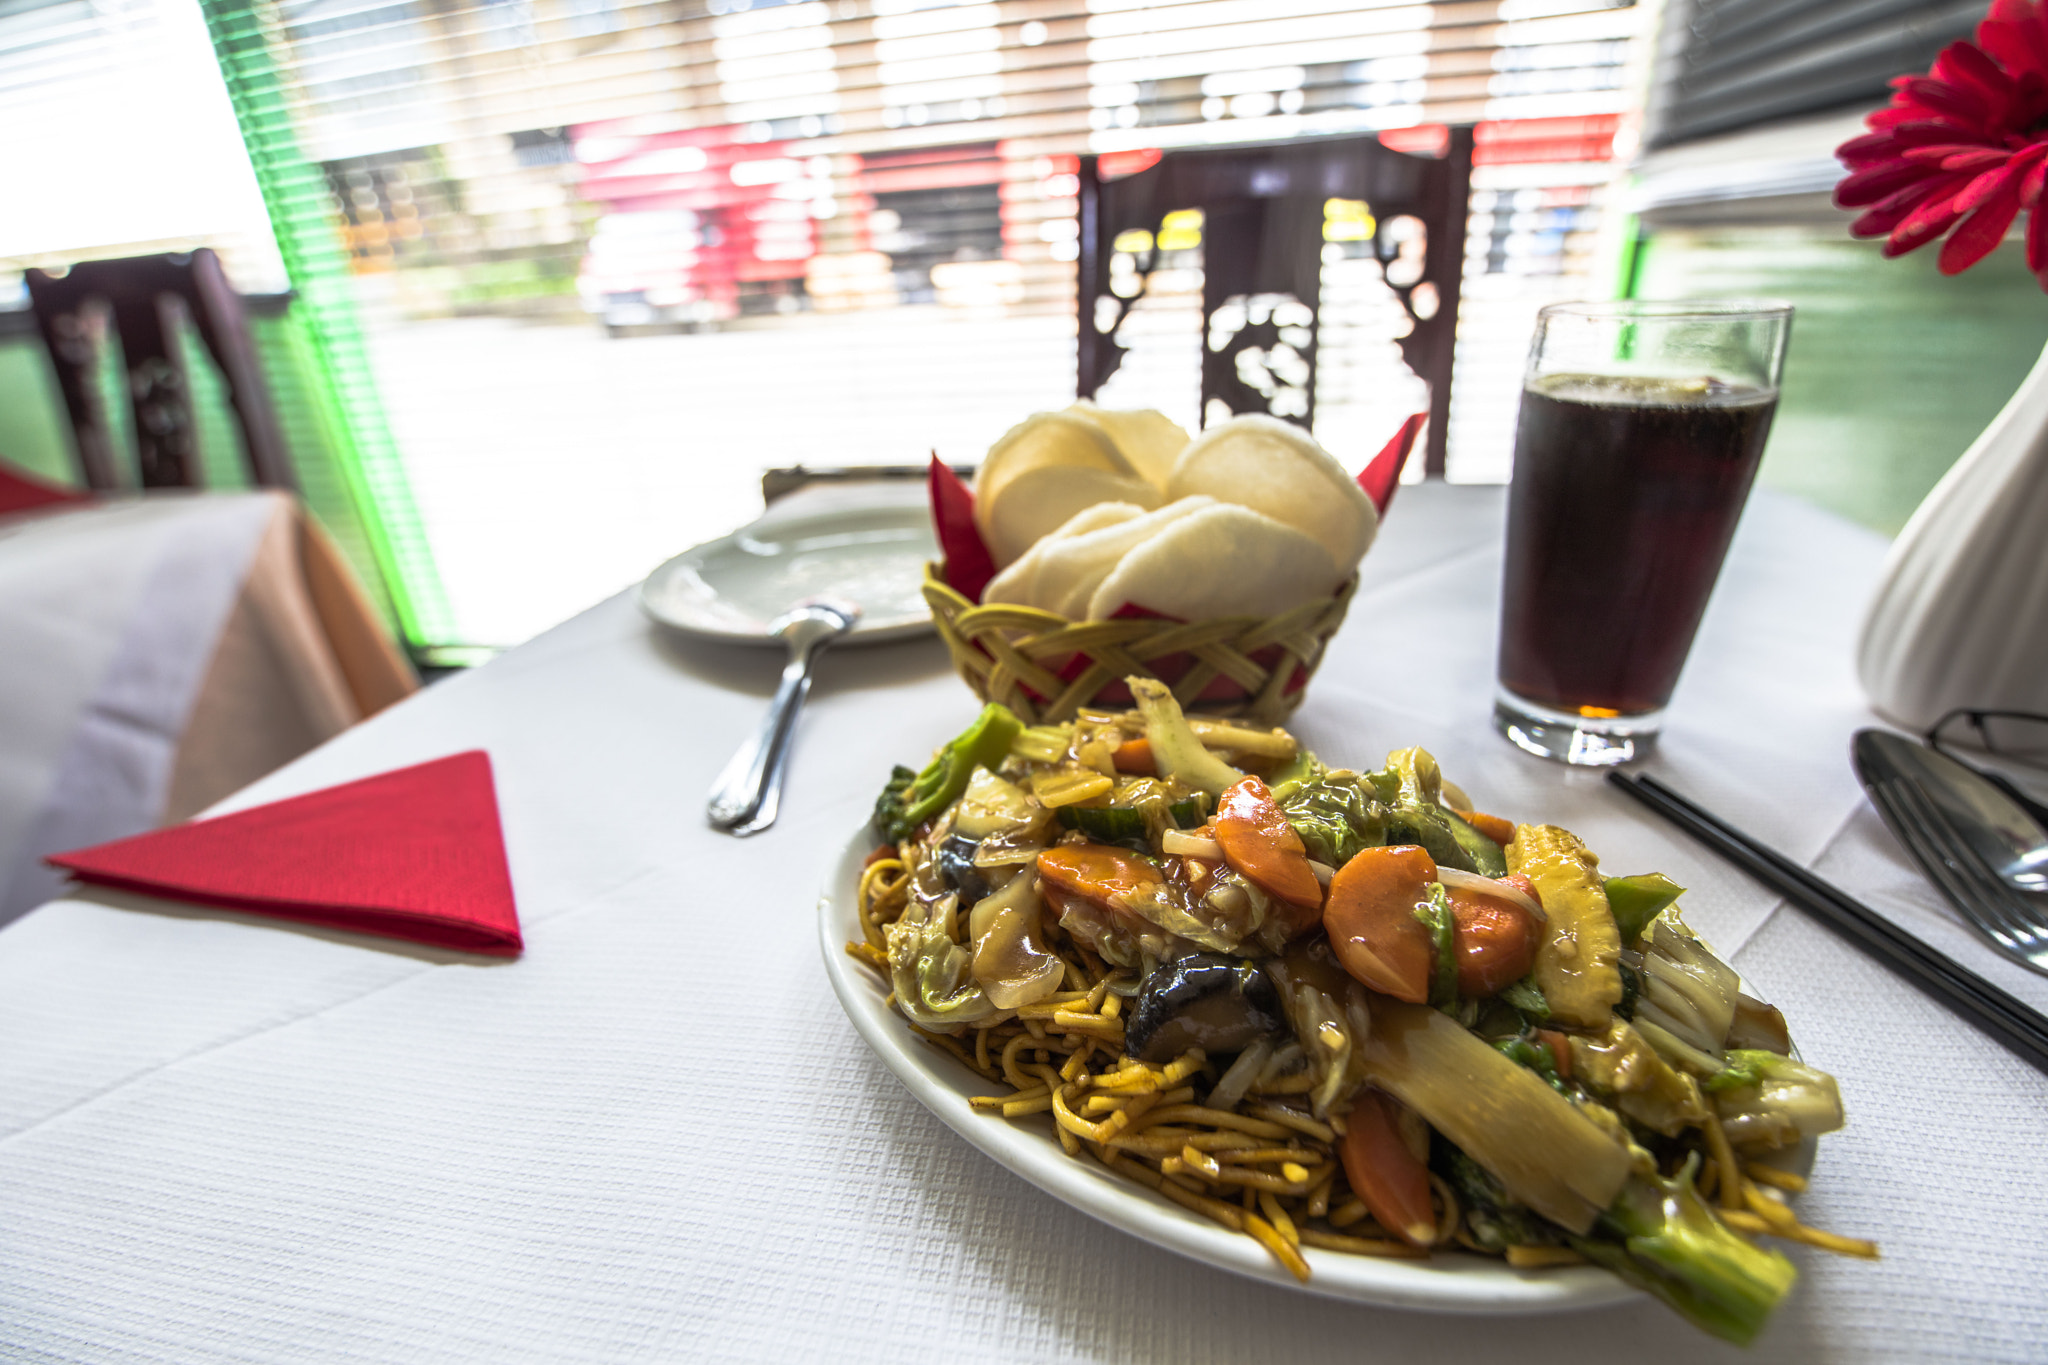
xmin=1924 ymin=708 xmax=2048 ymax=827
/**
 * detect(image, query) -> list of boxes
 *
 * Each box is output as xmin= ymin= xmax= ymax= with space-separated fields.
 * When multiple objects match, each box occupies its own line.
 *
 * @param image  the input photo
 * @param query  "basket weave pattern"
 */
xmin=923 ymin=564 xmax=1357 ymax=726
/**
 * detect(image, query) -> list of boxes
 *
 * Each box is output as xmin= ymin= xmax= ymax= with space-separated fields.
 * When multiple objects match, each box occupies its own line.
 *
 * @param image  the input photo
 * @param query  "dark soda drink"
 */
xmin=1498 ymin=372 xmax=1779 ymax=719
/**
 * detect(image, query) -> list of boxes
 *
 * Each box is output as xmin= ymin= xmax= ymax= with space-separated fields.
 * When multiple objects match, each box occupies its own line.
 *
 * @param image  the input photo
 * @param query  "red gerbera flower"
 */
xmin=1835 ymin=0 xmax=2048 ymax=287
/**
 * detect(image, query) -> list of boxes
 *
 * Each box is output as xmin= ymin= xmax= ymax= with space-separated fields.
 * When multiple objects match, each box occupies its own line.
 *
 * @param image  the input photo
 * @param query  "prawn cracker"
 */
xmin=981 ymin=463 xmax=1162 ymax=569
xmin=1086 ymin=502 xmax=1343 ymax=621
xmin=1029 ymin=495 xmax=1215 ymax=617
xmin=1167 ymin=414 xmax=1378 ymax=571
xmin=1066 ymin=402 xmax=1190 ymax=492
xmin=982 ymin=502 xmax=1147 ymax=607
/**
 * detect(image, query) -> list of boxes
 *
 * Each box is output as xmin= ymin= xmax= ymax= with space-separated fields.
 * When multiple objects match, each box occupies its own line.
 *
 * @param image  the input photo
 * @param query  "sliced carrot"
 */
xmin=1340 ymin=1089 xmax=1437 ymax=1248
xmin=1110 ymin=737 xmax=1157 ymax=775
xmin=1213 ymin=776 xmax=1323 ymax=929
xmin=1322 ymin=845 xmax=1437 ymax=1003
xmin=863 ymin=843 xmax=897 ymax=868
xmin=1443 ymin=873 xmax=1543 ymax=998
xmin=1452 ymin=808 xmax=1517 ymax=847
xmin=1036 ymin=844 xmax=1163 ymax=914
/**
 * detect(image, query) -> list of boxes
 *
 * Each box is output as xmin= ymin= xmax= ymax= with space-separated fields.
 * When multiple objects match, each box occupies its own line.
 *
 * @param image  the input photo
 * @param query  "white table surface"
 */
xmin=2 ymin=483 xmax=2043 ymax=1364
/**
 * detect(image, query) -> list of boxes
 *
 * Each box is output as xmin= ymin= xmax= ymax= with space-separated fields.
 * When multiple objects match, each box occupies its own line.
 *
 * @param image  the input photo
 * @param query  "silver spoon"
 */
xmin=1855 ymin=729 xmax=2048 ymax=893
xmin=706 ymin=600 xmax=859 ymax=836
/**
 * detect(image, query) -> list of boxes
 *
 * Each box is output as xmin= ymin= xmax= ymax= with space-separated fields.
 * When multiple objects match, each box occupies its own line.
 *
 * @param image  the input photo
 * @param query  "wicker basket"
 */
xmin=922 ymin=563 xmax=1357 ymax=727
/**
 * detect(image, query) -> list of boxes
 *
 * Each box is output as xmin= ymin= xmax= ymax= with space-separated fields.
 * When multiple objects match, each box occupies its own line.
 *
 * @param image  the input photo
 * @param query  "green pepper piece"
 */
xmin=893 ymin=704 xmax=1025 ymax=836
xmin=1412 ymin=882 xmax=1458 ymax=1010
xmin=1702 ymin=1051 xmax=1770 ymax=1094
xmin=1166 ymin=795 xmax=1210 ymax=829
xmin=1499 ymin=976 xmax=1551 ymax=1022
xmin=1604 ymin=873 xmax=1687 ymax=944
xmin=1055 ymin=805 xmax=1151 ymax=853
xmin=1264 ymin=749 xmax=1323 ymax=800
xmin=1494 ymin=1035 xmax=1569 ymax=1094
xmin=1443 ymin=809 xmax=1508 ymax=877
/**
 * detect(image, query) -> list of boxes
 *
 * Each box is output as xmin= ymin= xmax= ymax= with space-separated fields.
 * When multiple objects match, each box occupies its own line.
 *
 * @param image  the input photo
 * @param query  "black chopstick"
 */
xmin=1607 ymin=771 xmax=2048 ymax=1076
xmin=1620 ymin=772 xmax=2048 ymax=1056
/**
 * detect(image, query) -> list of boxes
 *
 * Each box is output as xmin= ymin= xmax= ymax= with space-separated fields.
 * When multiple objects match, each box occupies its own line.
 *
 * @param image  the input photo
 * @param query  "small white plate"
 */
xmin=641 ymin=499 xmax=936 ymax=645
xmin=818 ymin=827 xmax=1644 ymax=1315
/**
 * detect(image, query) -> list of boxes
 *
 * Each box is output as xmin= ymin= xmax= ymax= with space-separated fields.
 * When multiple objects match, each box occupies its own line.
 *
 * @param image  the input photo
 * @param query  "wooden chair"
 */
xmin=25 ymin=248 xmax=294 ymax=492
xmin=1077 ymin=131 xmax=1474 ymax=476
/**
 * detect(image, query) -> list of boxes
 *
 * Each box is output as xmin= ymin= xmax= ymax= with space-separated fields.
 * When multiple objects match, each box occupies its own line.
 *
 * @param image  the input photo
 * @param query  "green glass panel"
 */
xmin=1632 ymin=227 xmax=2048 ymax=536
xmin=196 ymin=0 xmax=454 ymax=647
xmin=179 ymin=316 xmax=253 ymax=492
xmin=0 ymin=336 xmax=76 ymax=487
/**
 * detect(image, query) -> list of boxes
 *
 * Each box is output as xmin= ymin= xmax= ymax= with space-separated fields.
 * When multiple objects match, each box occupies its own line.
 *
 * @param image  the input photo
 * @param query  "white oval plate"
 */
xmin=641 ymin=502 xmax=935 ymax=645
xmin=818 ymin=827 xmax=1645 ymax=1315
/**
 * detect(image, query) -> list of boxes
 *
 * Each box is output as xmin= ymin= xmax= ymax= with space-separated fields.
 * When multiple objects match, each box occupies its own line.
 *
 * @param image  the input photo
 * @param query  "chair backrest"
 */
xmin=25 ymin=249 xmax=294 ymax=492
xmin=1077 ymin=131 xmax=1473 ymax=476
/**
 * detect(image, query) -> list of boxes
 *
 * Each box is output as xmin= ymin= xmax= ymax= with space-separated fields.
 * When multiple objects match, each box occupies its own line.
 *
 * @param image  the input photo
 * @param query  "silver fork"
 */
xmin=1868 ymin=776 xmax=2048 ymax=976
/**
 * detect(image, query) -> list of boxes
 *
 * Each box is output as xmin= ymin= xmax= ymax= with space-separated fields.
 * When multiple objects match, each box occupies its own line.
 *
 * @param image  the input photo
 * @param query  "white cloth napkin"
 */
xmin=0 ymin=495 xmax=275 ymax=923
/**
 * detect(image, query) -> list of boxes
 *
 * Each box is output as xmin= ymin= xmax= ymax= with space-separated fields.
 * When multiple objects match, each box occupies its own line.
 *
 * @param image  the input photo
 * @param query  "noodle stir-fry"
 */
xmin=849 ymin=681 xmax=1874 ymax=1345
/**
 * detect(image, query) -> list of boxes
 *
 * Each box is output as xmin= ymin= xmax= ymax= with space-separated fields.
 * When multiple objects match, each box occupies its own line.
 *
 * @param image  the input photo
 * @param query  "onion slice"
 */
xmin=1207 ymin=1036 xmax=1274 ymax=1111
xmin=1161 ymin=828 xmax=1224 ymax=860
xmin=1436 ymin=866 xmax=1545 ymax=922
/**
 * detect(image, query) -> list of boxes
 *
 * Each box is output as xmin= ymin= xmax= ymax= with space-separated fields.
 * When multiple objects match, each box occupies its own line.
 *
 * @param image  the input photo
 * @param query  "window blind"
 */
xmin=1646 ymin=0 xmax=1987 ymax=148
xmin=56 ymin=0 xmax=1647 ymax=645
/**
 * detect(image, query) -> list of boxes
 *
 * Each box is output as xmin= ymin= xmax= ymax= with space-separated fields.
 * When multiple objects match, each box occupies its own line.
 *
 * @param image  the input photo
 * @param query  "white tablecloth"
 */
xmin=2 ymin=484 xmax=2042 ymax=1363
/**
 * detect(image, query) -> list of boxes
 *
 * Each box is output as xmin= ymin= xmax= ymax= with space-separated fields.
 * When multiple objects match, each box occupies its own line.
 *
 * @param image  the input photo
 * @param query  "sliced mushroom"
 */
xmin=1125 ymin=952 xmax=1284 ymax=1064
xmin=935 ymin=834 xmax=992 ymax=909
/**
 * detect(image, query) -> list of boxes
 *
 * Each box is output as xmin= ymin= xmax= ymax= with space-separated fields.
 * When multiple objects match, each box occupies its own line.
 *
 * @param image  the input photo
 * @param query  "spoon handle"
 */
xmin=705 ymin=641 xmax=824 ymax=833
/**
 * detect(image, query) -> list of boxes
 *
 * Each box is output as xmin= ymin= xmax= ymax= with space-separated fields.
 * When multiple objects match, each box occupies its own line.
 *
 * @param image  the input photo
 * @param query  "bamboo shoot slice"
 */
xmin=1358 ymin=1000 xmax=1633 ymax=1234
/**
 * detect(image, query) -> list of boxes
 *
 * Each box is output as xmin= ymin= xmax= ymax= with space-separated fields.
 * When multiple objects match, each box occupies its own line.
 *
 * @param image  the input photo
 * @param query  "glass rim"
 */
xmin=1536 ymin=298 xmax=1794 ymax=322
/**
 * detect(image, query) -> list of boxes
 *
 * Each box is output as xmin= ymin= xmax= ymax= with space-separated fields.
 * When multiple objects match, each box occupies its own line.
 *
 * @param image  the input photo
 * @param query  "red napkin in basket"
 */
xmin=0 ymin=461 xmax=93 ymax=516
xmin=47 ymin=751 xmax=522 ymax=955
xmin=1357 ymin=412 xmax=1428 ymax=515
xmin=928 ymin=453 xmax=995 ymax=602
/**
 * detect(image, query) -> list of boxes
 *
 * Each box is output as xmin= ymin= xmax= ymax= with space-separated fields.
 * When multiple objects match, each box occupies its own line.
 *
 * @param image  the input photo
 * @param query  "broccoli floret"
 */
xmin=872 ymin=704 xmax=1023 ymax=842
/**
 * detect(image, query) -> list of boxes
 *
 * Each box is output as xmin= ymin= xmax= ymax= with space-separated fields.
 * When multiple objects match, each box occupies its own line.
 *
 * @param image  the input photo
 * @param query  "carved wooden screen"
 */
xmin=1077 ymin=133 xmax=1474 ymax=477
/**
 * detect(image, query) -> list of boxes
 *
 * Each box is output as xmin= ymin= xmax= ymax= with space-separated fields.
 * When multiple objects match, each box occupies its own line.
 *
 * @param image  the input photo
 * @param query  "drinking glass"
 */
xmin=1494 ymin=299 xmax=1793 ymax=766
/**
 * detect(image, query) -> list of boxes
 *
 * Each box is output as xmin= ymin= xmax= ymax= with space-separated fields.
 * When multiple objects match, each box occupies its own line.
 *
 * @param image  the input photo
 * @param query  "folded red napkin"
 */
xmin=0 ymin=461 xmax=93 ymax=516
xmin=47 ymin=751 xmax=522 ymax=955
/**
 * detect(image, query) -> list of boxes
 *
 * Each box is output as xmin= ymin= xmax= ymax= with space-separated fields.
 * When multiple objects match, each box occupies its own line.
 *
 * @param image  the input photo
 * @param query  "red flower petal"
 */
xmin=1882 ymin=116 xmax=1979 ymax=144
xmin=1987 ymin=0 xmax=2048 ymax=83
xmin=2028 ymin=192 xmax=2048 ymax=274
xmin=1900 ymin=143 xmax=2006 ymax=165
xmin=1853 ymin=172 xmax=1975 ymax=236
xmin=1836 ymin=159 xmax=1939 ymax=207
xmin=1943 ymin=147 xmax=2015 ymax=170
xmin=1981 ymin=20 xmax=2042 ymax=80
xmin=1868 ymin=106 xmax=1960 ymax=130
xmin=1886 ymin=193 xmax=1970 ymax=256
xmin=1896 ymin=118 xmax=1978 ymax=139
xmin=1935 ymin=41 xmax=2017 ymax=112
xmin=1939 ymin=180 xmax=2024 ymax=273
xmin=1953 ymin=158 xmax=2028 ymax=214
xmin=1905 ymin=75 xmax=1989 ymax=124
xmin=2023 ymin=155 xmax=2048 ymax=210
xmin=1837 ymin=132 xmax=1902 ymax=164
